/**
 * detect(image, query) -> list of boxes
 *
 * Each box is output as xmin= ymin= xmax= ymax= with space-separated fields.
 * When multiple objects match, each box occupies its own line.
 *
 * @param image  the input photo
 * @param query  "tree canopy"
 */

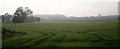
xmin=13 ymin=7 xmax=33 ymax=23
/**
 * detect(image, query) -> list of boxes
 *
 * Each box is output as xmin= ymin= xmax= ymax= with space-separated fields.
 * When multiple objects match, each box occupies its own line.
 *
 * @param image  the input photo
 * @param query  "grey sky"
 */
xmin=0 ymin=0 xmax=119 ymax=17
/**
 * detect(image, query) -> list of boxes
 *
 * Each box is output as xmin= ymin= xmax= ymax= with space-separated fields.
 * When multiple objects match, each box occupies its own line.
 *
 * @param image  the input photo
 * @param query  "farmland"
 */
xmin=2 ymin=20 xmax=119 ymax=48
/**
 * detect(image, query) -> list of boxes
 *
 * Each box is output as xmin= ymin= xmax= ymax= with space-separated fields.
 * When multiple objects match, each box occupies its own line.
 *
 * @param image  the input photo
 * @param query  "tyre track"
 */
xmin=92 ymin=33 xmax=113 ymax=41
xmin=21 ymin=32 xmax=56 ymax=47
xmin=35 ymin=34 xmax=67 ymax=47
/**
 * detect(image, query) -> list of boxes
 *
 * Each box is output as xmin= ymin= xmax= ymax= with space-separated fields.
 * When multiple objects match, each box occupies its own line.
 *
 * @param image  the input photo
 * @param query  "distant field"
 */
xmin=2 ymin=20 xmax=119 ymax=48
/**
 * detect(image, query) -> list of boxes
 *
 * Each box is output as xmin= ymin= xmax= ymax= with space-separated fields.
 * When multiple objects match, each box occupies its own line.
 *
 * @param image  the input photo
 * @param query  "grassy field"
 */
xmin=2 ymin=20 xmax=119 ymax=48
xmin=0 ymin=22 xmax=2 ymax=48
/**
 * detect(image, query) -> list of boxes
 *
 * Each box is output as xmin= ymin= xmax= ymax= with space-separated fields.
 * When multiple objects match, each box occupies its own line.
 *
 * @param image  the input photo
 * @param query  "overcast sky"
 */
xmin=0 ymin=0 xmax=119 ymax=17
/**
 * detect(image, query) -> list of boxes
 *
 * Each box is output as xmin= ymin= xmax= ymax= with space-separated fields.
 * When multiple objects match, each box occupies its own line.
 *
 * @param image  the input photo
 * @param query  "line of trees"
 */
xmin=0 ymin=7 xmax=40 ymax=23
xmin=1 ymin=13 xmax=12 ymax=23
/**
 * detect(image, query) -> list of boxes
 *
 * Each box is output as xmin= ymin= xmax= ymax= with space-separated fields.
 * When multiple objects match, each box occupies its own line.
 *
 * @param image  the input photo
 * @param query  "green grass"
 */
xmin=2 ymin=20 xmax=119 ymax=47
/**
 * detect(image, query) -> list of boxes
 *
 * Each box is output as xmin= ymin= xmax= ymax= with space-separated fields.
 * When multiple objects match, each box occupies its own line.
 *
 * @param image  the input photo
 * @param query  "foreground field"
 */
xmin=2 ymin=21 xmax=119 ymax=47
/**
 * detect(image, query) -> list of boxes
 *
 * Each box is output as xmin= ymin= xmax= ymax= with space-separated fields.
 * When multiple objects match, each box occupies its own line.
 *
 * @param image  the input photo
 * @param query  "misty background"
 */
xmin=0 ymin=0 xmax=119 ymax=17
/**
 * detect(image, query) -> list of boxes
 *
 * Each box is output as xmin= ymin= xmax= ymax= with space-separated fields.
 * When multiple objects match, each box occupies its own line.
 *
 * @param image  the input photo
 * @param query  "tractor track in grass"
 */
xmin=2 ymin=28 xmax=57 ymax=47
xmin=35 ymin=34 xmax=67 ymax=47
xmin=99 ymin=34 xmax=113 ymax=40
xmin=33 ymin=33 xmax=56 ymax=46
xmin=16 ymin=33 xmax=48 ymax=45
xmin=3 ymin=33 xmax=47 ymax=47
xmin=92 ymin=33 xmax=113 ymax=41
xmin=20 ymin=32 xmax=56 ymax=47
xmin=85 ymin=30 xmax=114 ymax=42
xmin=2 ymin=28 xmax=54 ymax=47
xmin=93 ymin=34 xmax=105 ymax=42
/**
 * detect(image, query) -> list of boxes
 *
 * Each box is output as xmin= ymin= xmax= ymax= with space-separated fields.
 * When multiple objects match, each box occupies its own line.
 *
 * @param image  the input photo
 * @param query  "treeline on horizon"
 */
xmin=0 ymin=14 xmax=118 ymax=23
xmin=0 ymin=7 xmax=118 ymax=23
xmin=34 ymin=14 xmax=118 ymax=23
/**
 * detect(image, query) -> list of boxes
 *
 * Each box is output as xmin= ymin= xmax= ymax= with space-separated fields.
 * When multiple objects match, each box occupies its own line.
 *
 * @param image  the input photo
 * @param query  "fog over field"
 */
xmin=0 ymin=0 xmax=119 ymax=49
